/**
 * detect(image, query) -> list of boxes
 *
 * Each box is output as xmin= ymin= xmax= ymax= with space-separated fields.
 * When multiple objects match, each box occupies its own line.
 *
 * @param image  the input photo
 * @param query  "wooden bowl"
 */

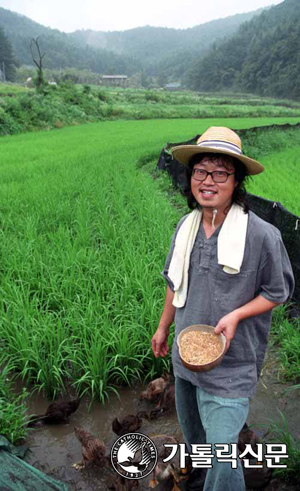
xmin=177 ymin=324 xmax=226 ymax=372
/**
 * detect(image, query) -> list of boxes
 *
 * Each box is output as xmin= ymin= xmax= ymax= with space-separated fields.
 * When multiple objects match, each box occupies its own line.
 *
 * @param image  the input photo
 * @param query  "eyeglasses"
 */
xmin=192 ymin=168 xmax=235 ymax=183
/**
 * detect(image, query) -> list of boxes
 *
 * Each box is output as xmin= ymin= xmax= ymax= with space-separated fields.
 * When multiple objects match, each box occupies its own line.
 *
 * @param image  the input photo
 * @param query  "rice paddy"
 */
xmin=0 ymin=117 xmax=300 ymax=410
xmin=246 ymin=146 xmax=300 ymax=215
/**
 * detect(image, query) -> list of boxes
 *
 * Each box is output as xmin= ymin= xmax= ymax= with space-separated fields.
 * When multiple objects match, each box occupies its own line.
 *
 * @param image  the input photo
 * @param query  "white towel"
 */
xmin=168 ymin=204 xmax=248 ymax=307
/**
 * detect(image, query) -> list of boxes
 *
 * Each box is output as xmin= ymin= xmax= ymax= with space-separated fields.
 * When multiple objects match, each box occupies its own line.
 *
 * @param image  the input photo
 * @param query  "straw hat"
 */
xmin=171 ymin=126 xmax=264 ymax=175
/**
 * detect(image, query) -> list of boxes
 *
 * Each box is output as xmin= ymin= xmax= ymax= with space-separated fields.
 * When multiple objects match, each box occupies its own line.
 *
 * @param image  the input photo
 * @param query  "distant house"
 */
xmin=101 ymin=75 xmax=128 ymax=87
xmin=164 ymin=82 xmax=182 ymax=91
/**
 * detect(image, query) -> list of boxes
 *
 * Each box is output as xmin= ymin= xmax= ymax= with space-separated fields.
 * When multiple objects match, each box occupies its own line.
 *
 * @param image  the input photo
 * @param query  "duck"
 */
xmin=238 ymin=422 xmax=260 ymax=453
xmin=238 ymin=423 xmax=272 ymax=489
xmin=150 ymin=378 xmax=175 ymax=419
xmin=112 ymin=411 xmax=149 ymax=437
xmin=28 ymin=397 xmax=81 ymax=426
xmin=139 ymin=370 xmax=171 ymax=402
xmin=148 ymin=434 xmax=191 ymax=491
xmin=72 ymin=426 xmax=107 ymax=470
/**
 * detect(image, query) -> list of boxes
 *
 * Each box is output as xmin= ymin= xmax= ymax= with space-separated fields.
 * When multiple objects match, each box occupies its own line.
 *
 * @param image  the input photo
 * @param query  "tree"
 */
xmin=141 ymin=70 xmax=150 ymax=88
xmin=0 ymin=26 xmax=17 ymax=81
xmin=30 ymin=36 xmax=46 ymax=88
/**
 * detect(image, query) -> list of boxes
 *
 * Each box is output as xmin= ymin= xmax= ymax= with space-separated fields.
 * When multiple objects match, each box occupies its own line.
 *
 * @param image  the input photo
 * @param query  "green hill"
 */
xmin=0 ymin=8 xmax=141 ymax=76
xmin=188 ymin=0 xmax=300 ymax=99
xmin=70 ymin=11 xmax=263 ymax=61
xmin=0 ymin=6 xmax=262 ymax=80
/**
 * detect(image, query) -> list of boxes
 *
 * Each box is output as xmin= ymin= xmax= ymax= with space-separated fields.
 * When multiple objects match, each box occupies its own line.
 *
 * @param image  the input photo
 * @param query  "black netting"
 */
xmin=157 ymin=131 xmax=300 ymax=316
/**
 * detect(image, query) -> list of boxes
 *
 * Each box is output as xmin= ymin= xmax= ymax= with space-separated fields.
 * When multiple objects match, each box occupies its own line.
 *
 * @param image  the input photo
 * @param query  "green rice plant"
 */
xmin=0 ymin=362 xmax=29 ymax=444
xmin=0 ymin=117 xmax=299 ymax=402
xmin=2 ymin=85 xmax=300 ymax=136
xmin=246 ymin=145 xmax=300 ymax=215
xmin=263 ymin=410 xmax=300 ymax=483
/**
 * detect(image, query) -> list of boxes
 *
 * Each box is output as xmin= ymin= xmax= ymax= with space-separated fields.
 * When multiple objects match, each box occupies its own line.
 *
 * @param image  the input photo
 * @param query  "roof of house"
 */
xmin=102 ymin=75 xmax=128 ymax=79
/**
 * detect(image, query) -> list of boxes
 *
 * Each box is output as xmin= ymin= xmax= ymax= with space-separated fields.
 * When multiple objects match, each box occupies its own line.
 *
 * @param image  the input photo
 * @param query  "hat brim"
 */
xmin=171 ymin=145 xmax=264 ymax=175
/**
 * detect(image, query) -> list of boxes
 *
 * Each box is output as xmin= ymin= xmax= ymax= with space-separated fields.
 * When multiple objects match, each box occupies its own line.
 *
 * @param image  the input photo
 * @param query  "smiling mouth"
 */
xmin=201 ymin=190 xmax=217 ymax=195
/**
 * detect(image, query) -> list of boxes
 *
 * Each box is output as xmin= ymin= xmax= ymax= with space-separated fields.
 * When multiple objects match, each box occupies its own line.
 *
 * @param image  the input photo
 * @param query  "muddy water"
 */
xmin=24 ymin=383 xmax=182 ymax=491
xmin=20 ymin=347 xmax=300 ymax=491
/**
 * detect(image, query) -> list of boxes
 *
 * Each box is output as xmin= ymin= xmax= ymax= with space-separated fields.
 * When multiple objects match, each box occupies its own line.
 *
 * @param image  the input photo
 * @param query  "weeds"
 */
xmin=263 ymin=410 xmax=300 ymax=483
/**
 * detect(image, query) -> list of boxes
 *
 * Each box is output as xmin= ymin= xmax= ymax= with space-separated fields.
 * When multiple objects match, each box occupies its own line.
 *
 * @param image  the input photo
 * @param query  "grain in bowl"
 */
xmin=180 ymin=331 xmax=222 ymax=364
xmin=177 ymin=324 xmax=226 ymax=372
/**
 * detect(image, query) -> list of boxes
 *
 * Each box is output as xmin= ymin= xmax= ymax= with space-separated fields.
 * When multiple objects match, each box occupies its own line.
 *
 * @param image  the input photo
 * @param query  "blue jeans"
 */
xmin=175 ymin=377 xmax=249 ymax=491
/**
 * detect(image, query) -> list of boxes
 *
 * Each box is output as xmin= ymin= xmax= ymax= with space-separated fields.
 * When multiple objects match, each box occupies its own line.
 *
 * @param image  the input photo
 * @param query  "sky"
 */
xmin=0 ymin=0 xmax=283 ymax=32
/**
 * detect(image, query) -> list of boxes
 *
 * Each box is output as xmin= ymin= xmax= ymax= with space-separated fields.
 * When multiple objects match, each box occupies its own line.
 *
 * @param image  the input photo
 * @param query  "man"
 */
xmin=151 ymin=127 xmax=294 ymax=491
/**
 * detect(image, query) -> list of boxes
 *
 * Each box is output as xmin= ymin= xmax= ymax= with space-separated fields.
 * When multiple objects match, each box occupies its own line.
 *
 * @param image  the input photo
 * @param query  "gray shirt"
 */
xmin=162 ymin=210 xmax=295 ymax=398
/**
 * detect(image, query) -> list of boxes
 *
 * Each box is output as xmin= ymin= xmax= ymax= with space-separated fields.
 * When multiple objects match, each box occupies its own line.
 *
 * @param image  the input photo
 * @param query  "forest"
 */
xmin=188 ymin=0 xmax=300 ymax=99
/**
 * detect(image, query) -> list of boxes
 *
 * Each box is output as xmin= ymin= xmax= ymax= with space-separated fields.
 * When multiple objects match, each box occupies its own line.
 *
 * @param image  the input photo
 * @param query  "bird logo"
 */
xmin=111 ymin=433 xmax=157 ymax=480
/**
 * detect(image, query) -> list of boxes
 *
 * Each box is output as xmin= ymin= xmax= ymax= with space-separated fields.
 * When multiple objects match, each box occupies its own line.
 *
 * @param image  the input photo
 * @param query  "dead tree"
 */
xmin=30 ymin=37 xmax=46 ymax=88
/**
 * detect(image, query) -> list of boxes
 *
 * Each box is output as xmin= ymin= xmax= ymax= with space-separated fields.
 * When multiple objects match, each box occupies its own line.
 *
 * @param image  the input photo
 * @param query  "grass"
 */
xmin=239 ymin=127 xmax=300 ymax=215
xmin=2 ymin=83 xmax=300 ymax=136
xmin=269 ymin=306 xmax=300 ymax=382
xmin=0 ymin=82 xmax=30 ymax=96
xmin=94 ymin=87 xmax=300 ymax=109
xmin=246 ymin=146 xmax=300 ymax=215
xmin=263 ymin=410 xmax=300 ymax=483
xmin=0 ymin=362 xmax=28 ymax=444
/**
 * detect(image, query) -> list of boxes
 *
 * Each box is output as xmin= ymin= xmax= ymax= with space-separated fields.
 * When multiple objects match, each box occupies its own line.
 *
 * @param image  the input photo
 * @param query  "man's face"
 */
xmin=191 ymin=156 xmax=237 ymax=213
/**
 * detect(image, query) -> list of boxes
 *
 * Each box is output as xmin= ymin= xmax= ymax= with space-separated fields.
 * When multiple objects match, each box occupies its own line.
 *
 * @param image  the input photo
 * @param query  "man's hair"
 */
xmin=181 ymin=153 xmax=250 ymax=213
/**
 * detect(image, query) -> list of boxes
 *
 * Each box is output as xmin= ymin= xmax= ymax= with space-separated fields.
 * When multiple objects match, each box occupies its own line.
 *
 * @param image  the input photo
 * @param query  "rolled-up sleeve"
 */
xmin=259 ymin=230 xmax=295 ymax=304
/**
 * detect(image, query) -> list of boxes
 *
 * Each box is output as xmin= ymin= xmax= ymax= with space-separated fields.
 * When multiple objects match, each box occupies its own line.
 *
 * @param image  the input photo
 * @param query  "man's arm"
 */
xmin=151 ymin=286 xmax=175 ymax=358
xmin=214 ymin=295 xmax=281 ymax=351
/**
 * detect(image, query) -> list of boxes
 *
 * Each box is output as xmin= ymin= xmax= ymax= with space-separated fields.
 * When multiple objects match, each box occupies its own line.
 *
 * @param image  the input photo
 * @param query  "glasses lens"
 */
xmin=213 ymin=171 xmax=228 ymax=183
xmin=192 ymin=169 xmax=207 ymax=181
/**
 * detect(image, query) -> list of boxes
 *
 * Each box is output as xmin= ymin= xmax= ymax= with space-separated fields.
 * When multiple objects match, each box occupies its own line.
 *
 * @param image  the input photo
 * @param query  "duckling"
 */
xmin=238 ymin=422 xmax=260 ymax=453
xmin=238 ymin=423 xmax=272 ymax=489
xmin=112 ymin=411 xmax=149 ymax=437
xmin=148 ymin=435 xmax=190 ymax=491
xmin=150 ymin=379 xmax=175 ymax=419
xmin=28 ymin=397 xmax=81 ymax=426
xmin=73 ymin=426 xmax=107 ymax=470
xmin=139 ymin=370 xmax=171 ymax=402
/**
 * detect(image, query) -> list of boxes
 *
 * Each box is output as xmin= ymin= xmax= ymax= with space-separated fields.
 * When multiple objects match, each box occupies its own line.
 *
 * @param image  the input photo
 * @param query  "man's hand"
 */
xmin=214 ymin=295 xmax=281 ymax=351
xmin=214 ymin=311 xmax=240 ymax=351
xmin=151 ymin=327 xmax=169 ymax=358
xmin=152 ymin=286 xmax=175 ymax=358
